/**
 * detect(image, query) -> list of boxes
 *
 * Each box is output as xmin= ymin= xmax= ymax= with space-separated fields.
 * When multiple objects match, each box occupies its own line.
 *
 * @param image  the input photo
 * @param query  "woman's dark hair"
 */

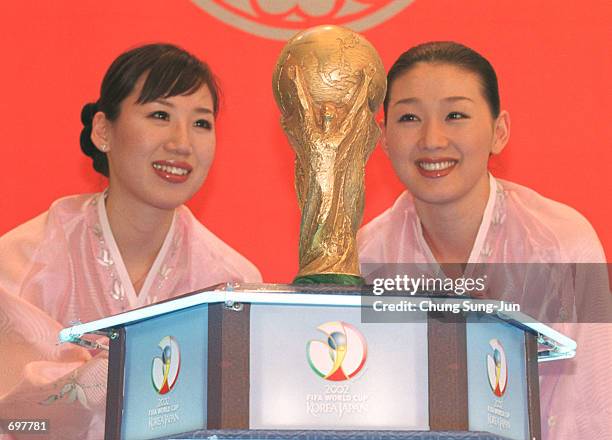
xmin=80 ymin=43 xmax=220 ymax=177
xmin=384 ymin=41 xmax=500 ymax=121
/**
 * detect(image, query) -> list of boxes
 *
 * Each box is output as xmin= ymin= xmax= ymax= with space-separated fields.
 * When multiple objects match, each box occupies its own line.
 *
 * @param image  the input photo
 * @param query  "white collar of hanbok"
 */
xmin=96 ymin=191 xmax=177 ymax=309
xmin=414 ymin=174 xmax=499 ymax=265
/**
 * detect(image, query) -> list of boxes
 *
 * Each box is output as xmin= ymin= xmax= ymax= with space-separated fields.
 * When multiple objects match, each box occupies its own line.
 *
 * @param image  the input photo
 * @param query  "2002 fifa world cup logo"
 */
xmin=307 ymin=321 xmax=367 ymax=381
xmin=487 ymin=339 xmax=508 ymax=397
xmin=151 ymin=336 xmax=181 ymax=394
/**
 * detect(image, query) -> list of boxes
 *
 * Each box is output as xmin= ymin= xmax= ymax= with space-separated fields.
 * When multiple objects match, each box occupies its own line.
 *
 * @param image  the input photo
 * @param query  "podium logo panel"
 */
xmin=250 ymin=305 xmax=430 ymax=430
xmin=487 ymin=339 xmax=508 ymax=397
xmin=122 ymin=306 xmax=208 ymax=439
xmin=151 ymin=336 xmax=181 ymax=395
xmin=306 ymin=321 xmax=367 ymax=381
xmin=466 ymin=315 xmax=529 ymax=440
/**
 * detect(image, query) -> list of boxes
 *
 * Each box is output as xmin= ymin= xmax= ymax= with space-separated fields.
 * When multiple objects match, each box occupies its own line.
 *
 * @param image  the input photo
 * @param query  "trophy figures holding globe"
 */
xmin=272 ymin=25 xmax=387 ymax=285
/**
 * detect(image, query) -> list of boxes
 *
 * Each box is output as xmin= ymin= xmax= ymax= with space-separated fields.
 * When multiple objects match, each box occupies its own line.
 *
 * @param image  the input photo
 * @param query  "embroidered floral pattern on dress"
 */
xmin=159 ymin=264 xmax=172 ymax=280
xmin=480 ymin=242 xmax=493 ymax=257
xmin=481 ymin=181 xmax=508 ymax=261
xmin=96 ymin=248 xmax=113 ymax=267
xmin=40 ymin=371 xmax=103 ymax=409
xmin=156 ymin=231 xmax=181 ymax=290
xmin=91 ymin=220 xmax=125 ymax=302
xmin=111 ymin=279 xmax=125 ymax=301
xmin=492 ymin=185 xmax=507 ymax=226
xmin=90 ymin=192 xmax=185 ymax=306
xmin=145 ymin=295 xmax=159 ymax=306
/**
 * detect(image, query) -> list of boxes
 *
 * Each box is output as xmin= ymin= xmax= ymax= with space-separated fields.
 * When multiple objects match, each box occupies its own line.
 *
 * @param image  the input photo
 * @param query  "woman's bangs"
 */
xmin=137 ymin=57 xmax=205 ymax=103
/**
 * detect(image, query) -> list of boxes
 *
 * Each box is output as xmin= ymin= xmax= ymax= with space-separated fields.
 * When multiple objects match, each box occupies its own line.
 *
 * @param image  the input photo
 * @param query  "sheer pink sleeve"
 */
xmin=0 ymin=213 xmax=47 ymax=298
xmin=0 ymin=291 xmax=107 ymax=440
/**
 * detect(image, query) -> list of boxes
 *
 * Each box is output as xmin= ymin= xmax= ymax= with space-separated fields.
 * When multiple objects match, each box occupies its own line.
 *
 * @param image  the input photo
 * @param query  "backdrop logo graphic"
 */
xmin=191 ymin=0 xmax=415 ymax=40
xmin=487 ymin=339 xmax=508 ymax=397
xmin=151 ymin=336 xmax=181 ymax=394
xmin=307 ymin=321 xmax=367 ymax=381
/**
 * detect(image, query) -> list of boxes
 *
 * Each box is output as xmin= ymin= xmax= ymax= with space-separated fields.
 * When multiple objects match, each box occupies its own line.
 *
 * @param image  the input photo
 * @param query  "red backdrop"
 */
xmin=1 ymin=0 xmax=610 ymax=282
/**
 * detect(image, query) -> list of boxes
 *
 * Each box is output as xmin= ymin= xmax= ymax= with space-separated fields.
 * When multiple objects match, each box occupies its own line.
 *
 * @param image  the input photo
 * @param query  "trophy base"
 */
xmin=292 ymin=274 xmax=365 ymax=286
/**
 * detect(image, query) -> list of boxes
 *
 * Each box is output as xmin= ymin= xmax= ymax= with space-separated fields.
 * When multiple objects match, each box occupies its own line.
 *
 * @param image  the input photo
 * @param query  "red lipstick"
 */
xmin=152 ymin=160 xmax=193 ymax=184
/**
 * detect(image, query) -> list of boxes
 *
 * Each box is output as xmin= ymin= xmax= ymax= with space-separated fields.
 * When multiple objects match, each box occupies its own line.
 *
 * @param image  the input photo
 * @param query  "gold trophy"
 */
xmin=272 ymin=25 xmax=386 ymax=285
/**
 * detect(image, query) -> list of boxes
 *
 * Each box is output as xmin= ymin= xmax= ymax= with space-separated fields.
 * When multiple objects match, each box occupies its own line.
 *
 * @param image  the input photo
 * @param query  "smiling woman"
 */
xmin=0 ymin=43 xmax=261 ymax=439
xmin=359 ymin=41 xmax=605 ymax=265
xmin=358 ymin=41 xmax=611 ymax=439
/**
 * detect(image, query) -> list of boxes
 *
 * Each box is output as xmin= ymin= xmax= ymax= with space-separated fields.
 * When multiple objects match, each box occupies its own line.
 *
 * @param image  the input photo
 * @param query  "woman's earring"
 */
xmin=100 ymin=144 xmax=109 ymax=152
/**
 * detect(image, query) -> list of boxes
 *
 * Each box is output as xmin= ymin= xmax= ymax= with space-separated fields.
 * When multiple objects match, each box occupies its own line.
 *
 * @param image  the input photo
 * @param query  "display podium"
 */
xmin=59 ymin=283 xmax=577 ymax=440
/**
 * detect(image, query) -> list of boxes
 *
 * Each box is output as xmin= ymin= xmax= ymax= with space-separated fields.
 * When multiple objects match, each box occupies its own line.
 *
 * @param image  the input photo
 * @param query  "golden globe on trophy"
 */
xmin=272 ymin=25 xmax=386 ymax=285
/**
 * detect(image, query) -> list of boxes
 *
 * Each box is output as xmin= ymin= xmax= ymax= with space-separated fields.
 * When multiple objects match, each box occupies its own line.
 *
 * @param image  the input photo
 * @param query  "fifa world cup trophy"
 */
xmin=272 ymin=25 xmax=386 ymax=285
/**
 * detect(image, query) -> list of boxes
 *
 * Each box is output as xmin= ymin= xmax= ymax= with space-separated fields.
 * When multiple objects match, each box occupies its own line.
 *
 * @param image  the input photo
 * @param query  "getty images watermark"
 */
xmin=362 ymin=274 xmax=521 ymax=323
xmin=360 ymin=263 xmax=612 ymax=324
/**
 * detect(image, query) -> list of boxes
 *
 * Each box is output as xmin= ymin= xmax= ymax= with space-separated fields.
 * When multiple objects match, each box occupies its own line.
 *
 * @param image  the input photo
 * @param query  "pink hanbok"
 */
xmin=358 ymin=175 xmax=611 ymax=439
xmin=0 ymin=193 xmax=261 ymax=439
